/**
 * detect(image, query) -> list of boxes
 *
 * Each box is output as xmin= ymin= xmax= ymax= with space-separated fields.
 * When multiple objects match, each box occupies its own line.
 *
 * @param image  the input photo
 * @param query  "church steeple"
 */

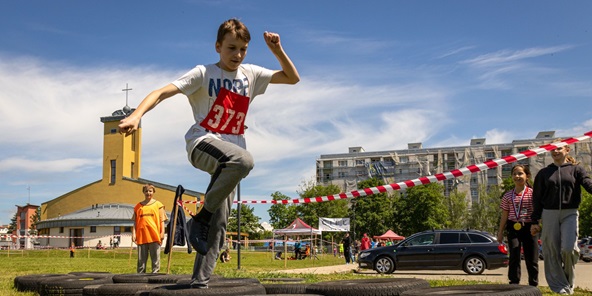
xmin=99 ymin=84 xmax=141 ymax=184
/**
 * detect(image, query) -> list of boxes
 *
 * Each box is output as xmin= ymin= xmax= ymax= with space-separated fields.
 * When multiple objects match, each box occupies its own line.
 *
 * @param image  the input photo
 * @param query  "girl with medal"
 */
xmin=497 ymin=164 xmax=539 ymax=286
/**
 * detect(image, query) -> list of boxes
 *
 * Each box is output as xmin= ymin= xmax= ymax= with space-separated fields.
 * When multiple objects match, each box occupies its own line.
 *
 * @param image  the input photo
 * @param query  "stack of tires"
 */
xmin=14 ymin=272 xmax=542 ymax=295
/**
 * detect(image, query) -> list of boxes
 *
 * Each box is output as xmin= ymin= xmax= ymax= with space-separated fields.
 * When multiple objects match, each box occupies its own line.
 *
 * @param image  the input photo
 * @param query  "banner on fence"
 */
xmin=318 ymin=217 xmax=350 ymax=232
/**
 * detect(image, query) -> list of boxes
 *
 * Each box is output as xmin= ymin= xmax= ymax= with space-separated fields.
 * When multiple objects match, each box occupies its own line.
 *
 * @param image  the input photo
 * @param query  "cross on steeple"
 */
xmin=122 ymin=83 xmax=133 ymax=106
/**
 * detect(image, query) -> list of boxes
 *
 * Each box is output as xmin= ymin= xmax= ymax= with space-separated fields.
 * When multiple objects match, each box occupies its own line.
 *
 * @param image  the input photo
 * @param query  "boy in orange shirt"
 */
xmin=132 ymin=184 xmax=168 ymax=273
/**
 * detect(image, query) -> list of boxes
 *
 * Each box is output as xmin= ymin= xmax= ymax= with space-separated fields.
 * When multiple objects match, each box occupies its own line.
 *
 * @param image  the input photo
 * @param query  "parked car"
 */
xmin=580 ymin=237 xmax=592 ymax=262
xmin=357 ymin=229 xmax=509 ymax=275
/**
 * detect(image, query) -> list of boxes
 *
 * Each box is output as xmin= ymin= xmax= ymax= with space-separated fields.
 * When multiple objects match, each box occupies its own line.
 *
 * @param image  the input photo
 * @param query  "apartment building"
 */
xmin=317 ymin=131 xmax=592 ymax=204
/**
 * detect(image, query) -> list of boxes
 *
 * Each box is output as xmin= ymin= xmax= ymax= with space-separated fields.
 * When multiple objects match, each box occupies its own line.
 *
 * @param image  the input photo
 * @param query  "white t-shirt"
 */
xmin=172 ymin=63 xmax=273 ymax=156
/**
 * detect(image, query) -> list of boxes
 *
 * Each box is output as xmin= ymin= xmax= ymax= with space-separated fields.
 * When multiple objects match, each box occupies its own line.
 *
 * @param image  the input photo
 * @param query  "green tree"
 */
xmin=445 ymin=189 xmax=469 ymax=229
xmin=295 ymin=181 xmax=348 ymax=228
xmin=393 ymin=183 xmax=449 ymax=236
xmin=267 ymin=191 xmax=298 ymax=229
xmin=579 ymin=190 xmax=592 ymax=237
xmin=352 ymin=178 xmax=396 ymax=238
xmin=8 ymin=213 xmax=17 ymax=233
xmin=227 ymin=204 xmax=262 ymax=239
xmin=467 ymin=185 xmax=503 ymax=234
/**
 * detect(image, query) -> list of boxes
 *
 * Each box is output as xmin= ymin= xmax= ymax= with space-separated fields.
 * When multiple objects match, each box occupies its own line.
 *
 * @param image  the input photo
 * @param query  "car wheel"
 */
xmin=463 ymin=256 xmax=486 ymax=275
xmin=374 ymin=256 xmax=395 ymax=274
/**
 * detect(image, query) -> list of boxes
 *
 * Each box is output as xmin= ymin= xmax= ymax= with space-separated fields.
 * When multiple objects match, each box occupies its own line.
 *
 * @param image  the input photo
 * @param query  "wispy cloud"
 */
xmin=462 ymin=45 xmax=573 ymax=68
xmin=0 ymin=157 xmax=99 ymax=173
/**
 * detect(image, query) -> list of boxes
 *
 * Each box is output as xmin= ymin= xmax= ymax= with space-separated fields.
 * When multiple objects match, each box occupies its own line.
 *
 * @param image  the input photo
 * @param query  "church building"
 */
xmin=36 ymin=98 xmax=203 ymax=249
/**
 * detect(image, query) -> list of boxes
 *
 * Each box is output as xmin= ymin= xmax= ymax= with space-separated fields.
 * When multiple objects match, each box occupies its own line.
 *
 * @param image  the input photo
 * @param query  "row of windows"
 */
xmin=59 ymin=226 xmax=132 ymax=233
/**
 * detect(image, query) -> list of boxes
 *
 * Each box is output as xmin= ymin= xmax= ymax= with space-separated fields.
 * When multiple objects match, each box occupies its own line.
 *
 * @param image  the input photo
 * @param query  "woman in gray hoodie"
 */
xmin=531 ymin=141 xmax=592 ymax=295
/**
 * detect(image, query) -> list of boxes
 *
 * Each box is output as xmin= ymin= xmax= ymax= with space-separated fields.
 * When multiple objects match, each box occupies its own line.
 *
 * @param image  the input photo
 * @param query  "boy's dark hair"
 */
xmin=217 ymin=18 xmax=251 ymax=44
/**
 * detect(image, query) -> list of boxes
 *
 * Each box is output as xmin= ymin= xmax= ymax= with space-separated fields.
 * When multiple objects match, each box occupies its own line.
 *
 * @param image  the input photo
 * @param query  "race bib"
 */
xmin=200 ymin=87 xmax=250 ymax=135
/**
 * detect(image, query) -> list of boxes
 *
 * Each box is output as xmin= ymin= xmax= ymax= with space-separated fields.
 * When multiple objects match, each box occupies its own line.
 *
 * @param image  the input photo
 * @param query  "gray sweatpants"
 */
xmin=190 ymin=137 xmax=253 ymax=214
xmin=189 ymin=137 xmax=253 ymax=284
xmin=540 ymin=208 xmax=579 ymax=293
xmin=190 ymin=189 xmax=234 ymax=285
xmin=137 ymin=242 xmax=161 ymax=273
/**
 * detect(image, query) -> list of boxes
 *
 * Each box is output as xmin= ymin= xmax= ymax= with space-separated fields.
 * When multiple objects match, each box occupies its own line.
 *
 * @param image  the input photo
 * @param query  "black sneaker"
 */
xmin=190 ymin=281 xmax=208 ymax=289
xmin=189 ymin=217 xmax=210 ymax=255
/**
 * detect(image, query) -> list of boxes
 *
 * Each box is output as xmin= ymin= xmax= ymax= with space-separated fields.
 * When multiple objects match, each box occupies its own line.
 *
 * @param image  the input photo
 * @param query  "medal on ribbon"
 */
xmin=513 ymin=223 xmax=522 ymax=231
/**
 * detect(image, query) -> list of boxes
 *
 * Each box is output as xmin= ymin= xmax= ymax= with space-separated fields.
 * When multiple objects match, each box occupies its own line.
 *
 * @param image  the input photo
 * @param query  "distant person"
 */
xmin=294 ymin=239 xmax=302 ymax=259
xmin=531 ymin=142 xmax=592 ymax=294
xmin=342 ymin=233 xmax=352 ymax=264
xmin=219 ymin=248 xmax=231 ymax=263
xmin=96 ymin=240 xmax=105 ymax=250
xmin=132 ymin=183 xmax=168 ymax=273
xmin=497 ymin=164 xmax=538 ymax=286
xmin=360 ymin=233 xmax=370 ymax=251
xmin=69 ymin=242 xmax=75 ymax=258
xmin=118 ymin=18 xmax=299 ymax=289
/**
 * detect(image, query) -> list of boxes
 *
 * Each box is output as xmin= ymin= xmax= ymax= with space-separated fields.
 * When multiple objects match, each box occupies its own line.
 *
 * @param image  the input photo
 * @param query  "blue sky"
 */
xmin=1 ymin=0 xmax=591 ymax=225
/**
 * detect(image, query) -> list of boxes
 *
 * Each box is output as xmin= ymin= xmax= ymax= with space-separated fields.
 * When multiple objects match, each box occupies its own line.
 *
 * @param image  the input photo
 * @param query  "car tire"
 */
xmin=400 ymin=284 xmax=542 ymax=295
xmin=261 ymin=277 xmax=305 ymax=283
xmin=147 ymin=274 xmax=192 ymax=284
xmin=305 ymin=278 xmax=430 ymax=296
xmin=13 ymin=274 xmax=69 ymax=293
xmin=374 ymin=255 xmax=395 ymax=274
xmin=93 ymin=283 xmax=170 ymax=296
xmin=112 ymin=273 xmax=166 ymax=283
xmin=463 ymin=255 xmax=486 ymax=275
xmin=69 ymin=271 xmax=113 ymax=278
xmin=39 ymin=275 xmax=114 ymax=296
xmin=148 ymin=282 xmax=266 ymax=295
xmin=263 ymin=283 xmax=308 ymax=294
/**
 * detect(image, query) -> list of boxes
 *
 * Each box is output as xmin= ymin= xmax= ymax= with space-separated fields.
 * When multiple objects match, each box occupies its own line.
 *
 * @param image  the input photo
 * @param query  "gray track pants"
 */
xmin=540 ymin=208 xmax=579 ymax=293
xmin=190 ymin=137 xmax=253 ymax=214
xmin=137 ymin=242 xmax=161 ymax=273
xmin=190 ymin=190 xmax=234 ymax=284
xmin=189 ymin=137 xmax=253 ymax=284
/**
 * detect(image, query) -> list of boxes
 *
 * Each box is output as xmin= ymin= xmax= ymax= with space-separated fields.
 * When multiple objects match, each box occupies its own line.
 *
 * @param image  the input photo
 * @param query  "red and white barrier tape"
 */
xmin=183 ymin=131 xmax=592 ymax=205
xmin=0 ymin=234 xmax=130 ymax=239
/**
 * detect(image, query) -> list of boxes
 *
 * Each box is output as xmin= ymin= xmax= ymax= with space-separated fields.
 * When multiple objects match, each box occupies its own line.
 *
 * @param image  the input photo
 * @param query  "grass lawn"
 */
xmin=2 ymin=248 xmax=591 ymax=295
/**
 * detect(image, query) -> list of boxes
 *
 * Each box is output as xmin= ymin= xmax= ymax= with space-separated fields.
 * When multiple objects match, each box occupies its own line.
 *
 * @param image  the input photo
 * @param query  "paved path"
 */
xmin=280 ymin=260 xmax=592 ymax=291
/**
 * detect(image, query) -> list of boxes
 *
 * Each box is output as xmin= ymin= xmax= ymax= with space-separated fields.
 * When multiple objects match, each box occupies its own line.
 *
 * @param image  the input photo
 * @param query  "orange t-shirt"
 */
xmin=134 ymin=200 xmax=165 ymax=245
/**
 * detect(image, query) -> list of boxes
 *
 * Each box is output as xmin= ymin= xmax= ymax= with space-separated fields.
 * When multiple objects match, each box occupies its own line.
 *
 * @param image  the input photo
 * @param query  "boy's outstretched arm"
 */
xmin=264 ymin=32 xmax=300 ymax=85
xmin=118 ymin=83 xmax=181 ymax=136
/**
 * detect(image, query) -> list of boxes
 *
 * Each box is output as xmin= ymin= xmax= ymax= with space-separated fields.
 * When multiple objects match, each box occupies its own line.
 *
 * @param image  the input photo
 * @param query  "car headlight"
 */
xmin=359 ymin=252 xmax=370 ymax=259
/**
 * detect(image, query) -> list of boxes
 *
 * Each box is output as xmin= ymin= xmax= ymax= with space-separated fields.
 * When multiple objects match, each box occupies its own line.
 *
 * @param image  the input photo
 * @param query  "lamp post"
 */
xmin=351 ymin=199 xmax=357 ymax=241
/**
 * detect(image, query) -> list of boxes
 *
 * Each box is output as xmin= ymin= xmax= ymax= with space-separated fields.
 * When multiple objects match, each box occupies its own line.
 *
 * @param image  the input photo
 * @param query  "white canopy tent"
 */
xmin=273 ymin=218 xmax=321 ymax=267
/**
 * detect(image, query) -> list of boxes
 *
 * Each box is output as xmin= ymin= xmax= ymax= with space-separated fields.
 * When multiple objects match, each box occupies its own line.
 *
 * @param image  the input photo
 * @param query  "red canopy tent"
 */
xmin=373 ymin=229 xmax=405 ymax=241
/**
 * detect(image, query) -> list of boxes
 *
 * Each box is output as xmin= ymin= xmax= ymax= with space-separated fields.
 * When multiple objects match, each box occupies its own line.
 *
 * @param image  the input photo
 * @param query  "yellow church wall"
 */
xmin=41 ymin=178 xmax=203 ymax=220
xmin=39 ymin=105 xmax=203 ymax=224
